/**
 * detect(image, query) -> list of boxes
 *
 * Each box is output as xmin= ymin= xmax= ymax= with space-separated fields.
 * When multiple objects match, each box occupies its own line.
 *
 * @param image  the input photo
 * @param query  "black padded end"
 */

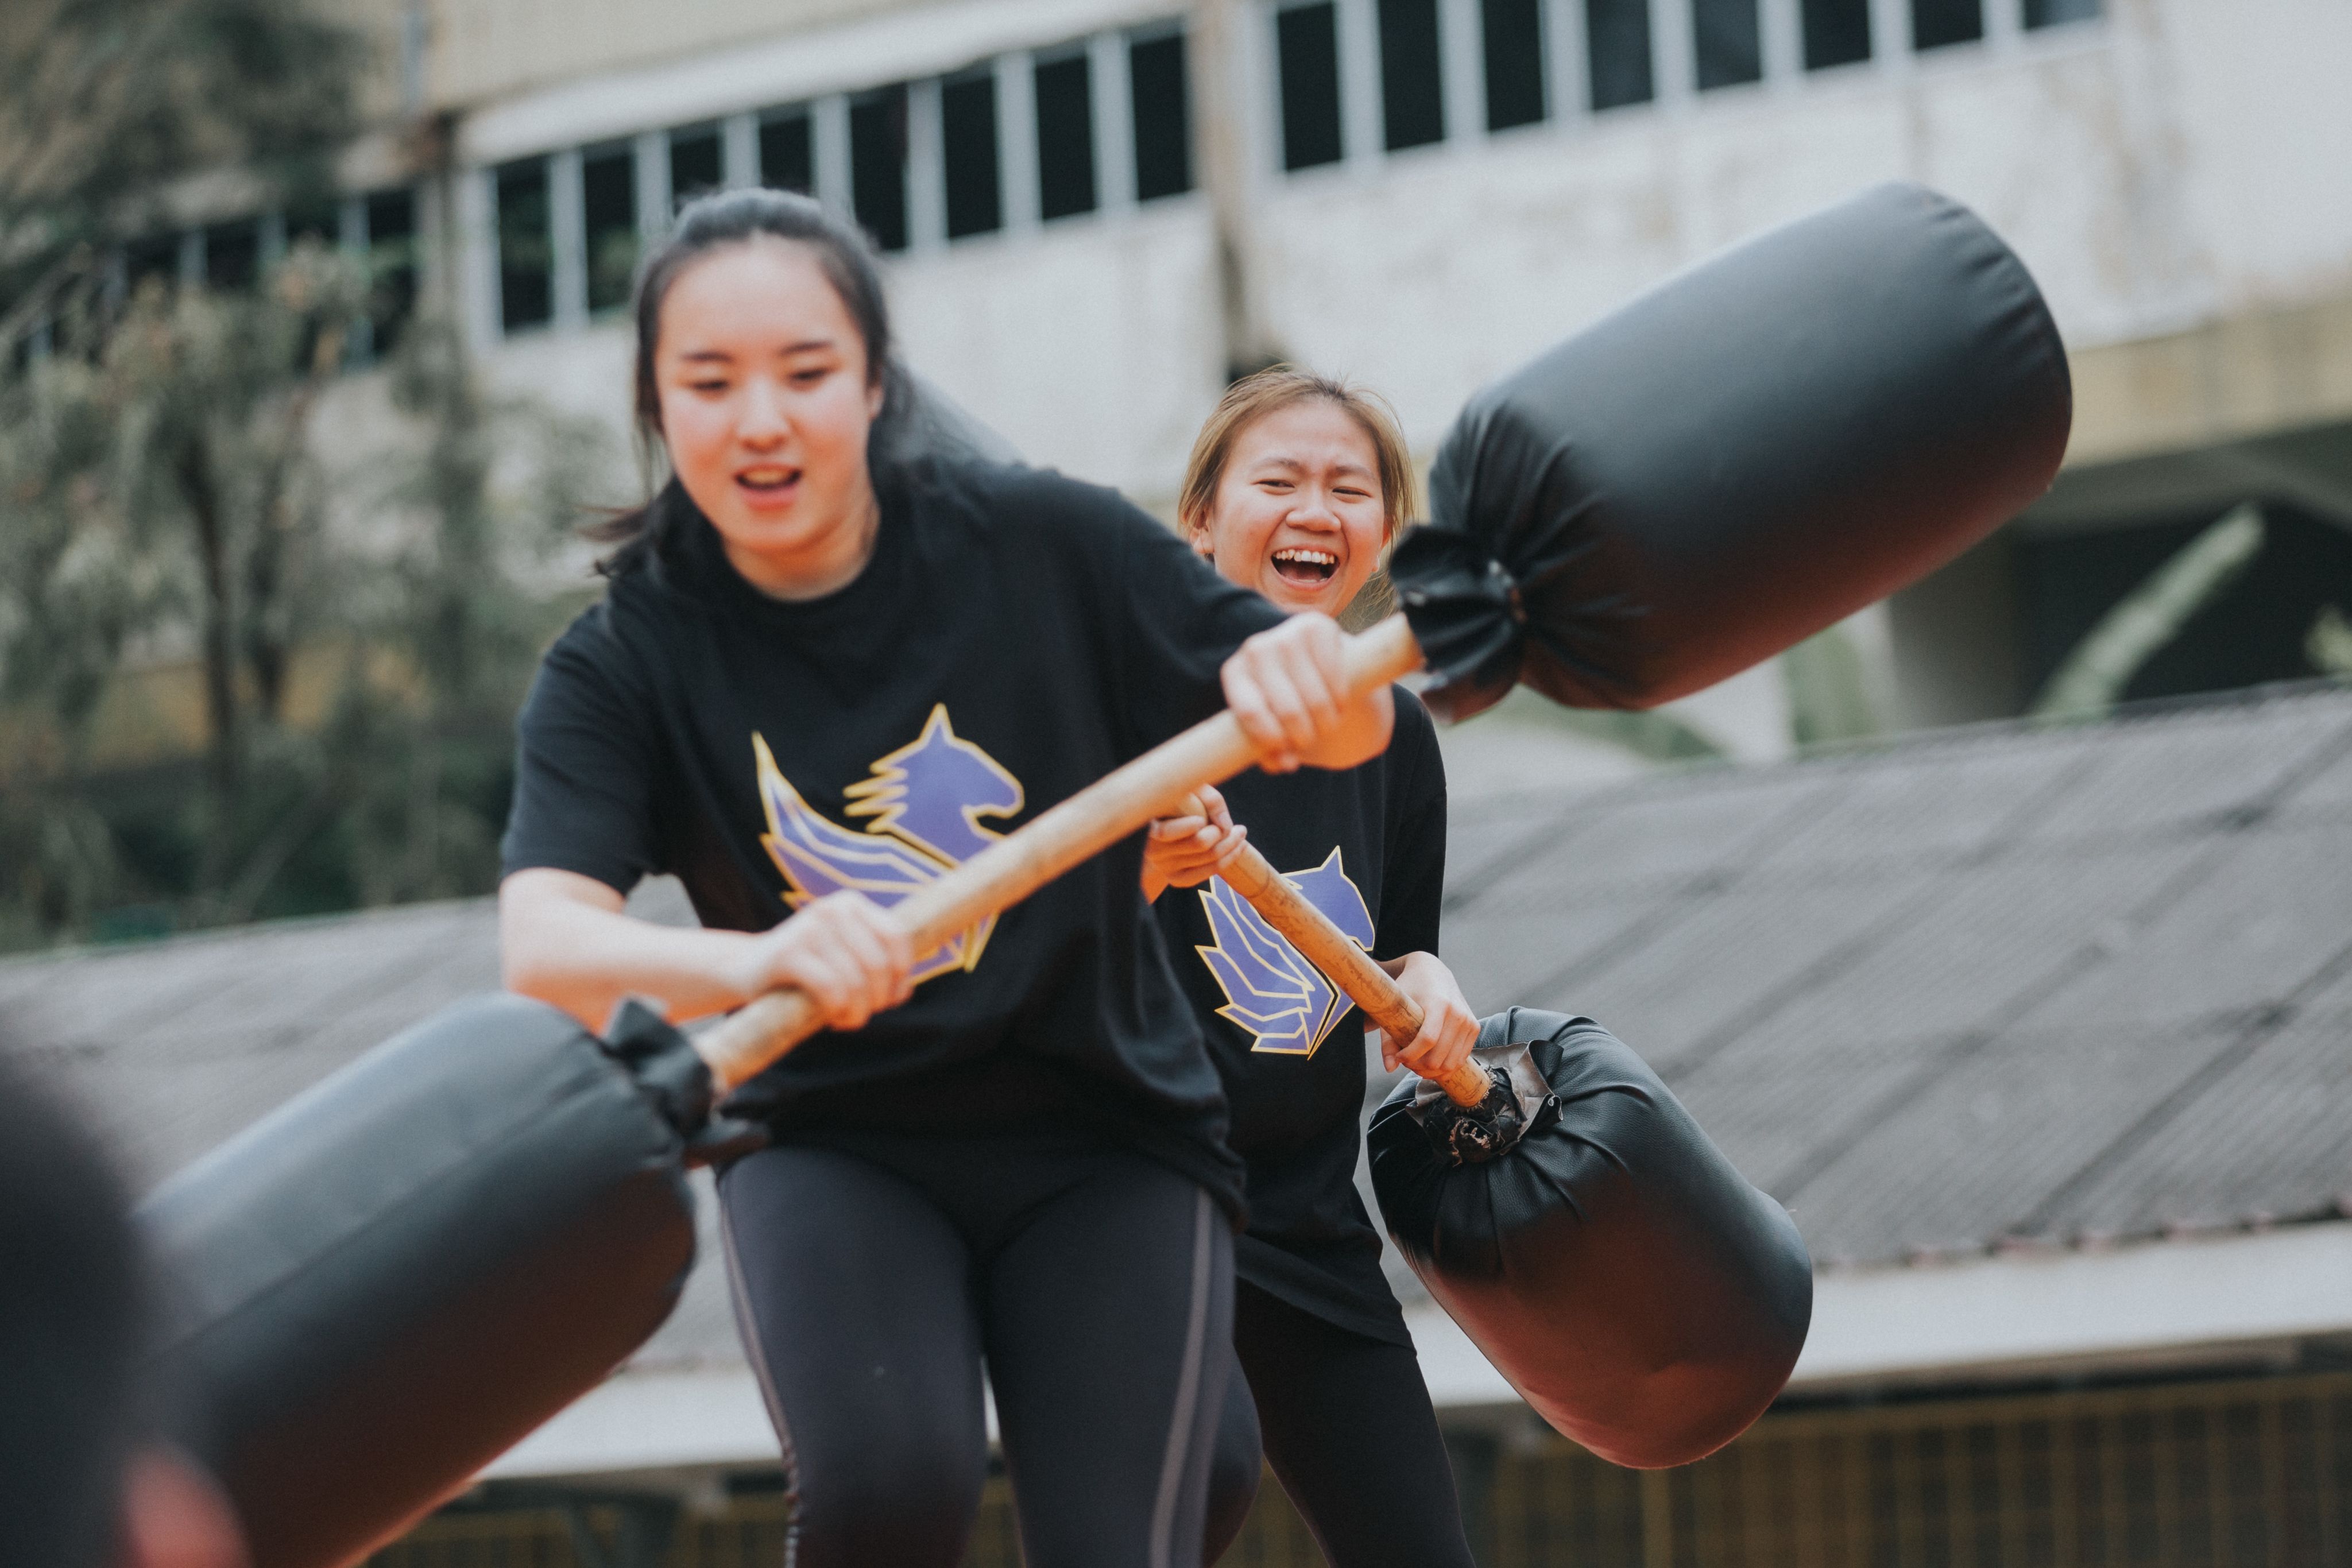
xmin=682 ymin=1117 xmax=770 ymax=1169
xmin=600 ymin=998 xmax=718 ymax=1143
xmin=1405 ymin=1046 xmax=1557 ymax=1167
xmin=1388 ymin=526 xmax=1525 ymax=723
xmin=1417 ymin=1072 xmax=1520 ymax=1166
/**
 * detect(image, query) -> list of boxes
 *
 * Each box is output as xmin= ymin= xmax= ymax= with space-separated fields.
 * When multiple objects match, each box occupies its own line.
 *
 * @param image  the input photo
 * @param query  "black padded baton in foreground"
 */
xmin=138 ymin=997 xmax=734 ymax=1568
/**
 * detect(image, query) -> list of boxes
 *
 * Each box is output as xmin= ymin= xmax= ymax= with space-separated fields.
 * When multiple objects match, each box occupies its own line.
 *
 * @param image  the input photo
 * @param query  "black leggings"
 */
xmin=1202 ymin=1281 xmax=1477 ymax=1568
xmin=718 ymin=1135 xmax=1232 ymax=1568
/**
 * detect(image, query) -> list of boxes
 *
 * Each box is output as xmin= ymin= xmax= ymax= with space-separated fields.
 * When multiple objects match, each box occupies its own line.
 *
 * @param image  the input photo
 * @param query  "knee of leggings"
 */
xmin=1200 ymin=1369 xmax=1263 ymax=1565
xmin=786 ymin=1443 xmax=983 ymax=1566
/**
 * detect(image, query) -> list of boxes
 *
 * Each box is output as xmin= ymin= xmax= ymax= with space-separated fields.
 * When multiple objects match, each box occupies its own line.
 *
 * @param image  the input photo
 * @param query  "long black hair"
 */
xmin=593 ymin=187 xmax=910 ymax=576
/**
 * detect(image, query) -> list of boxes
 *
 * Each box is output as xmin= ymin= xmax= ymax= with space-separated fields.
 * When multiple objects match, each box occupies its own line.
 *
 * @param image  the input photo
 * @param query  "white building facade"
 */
xmin=172 ymin=0 xmax=2352 ymax=760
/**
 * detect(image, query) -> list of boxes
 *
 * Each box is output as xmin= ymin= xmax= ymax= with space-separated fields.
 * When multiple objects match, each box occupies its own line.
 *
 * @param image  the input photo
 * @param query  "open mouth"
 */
xmin=1271 ymin=546 xmax=1339 ymax=587
xmin=736 ymin=464 xmax=801 ymax=498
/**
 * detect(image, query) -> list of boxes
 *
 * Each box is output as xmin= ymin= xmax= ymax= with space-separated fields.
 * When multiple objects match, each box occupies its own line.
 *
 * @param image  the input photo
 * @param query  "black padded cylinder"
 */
xmin=1395 ymin=181 xmax=2072 ymax=719
xmin=1368 ymin=1010 xmax=1813 ymax=1469
xmin=138 ymin=995 xmax=697 ymax=1568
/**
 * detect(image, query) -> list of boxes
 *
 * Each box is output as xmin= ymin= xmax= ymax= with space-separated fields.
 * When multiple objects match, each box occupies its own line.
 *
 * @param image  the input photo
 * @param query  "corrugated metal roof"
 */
xmin=1427 ymin=684 xmax=2352 ymax=1276
xmin=7 ymin=684 xmax=2352 ymax=1374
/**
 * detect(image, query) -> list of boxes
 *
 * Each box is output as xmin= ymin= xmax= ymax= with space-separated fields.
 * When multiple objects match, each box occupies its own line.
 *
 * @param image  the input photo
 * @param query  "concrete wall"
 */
xmin=424 ymin=0 xmax=930 ymax=114
xmin=458 ymin=0 xmax=2352 ymax=489
xmin=1235 ymin=0 xmax=2352 ymax=464
xmin=444 ymin=0 xmax=2352 ymax=754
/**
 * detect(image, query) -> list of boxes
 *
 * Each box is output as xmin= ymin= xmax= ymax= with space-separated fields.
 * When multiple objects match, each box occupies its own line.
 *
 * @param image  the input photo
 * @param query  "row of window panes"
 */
xmin=494 ymin=25 xmax=1193 ymax=335
xmin=1279 ymin=0 xmax=2103 ymax=171
xmin=111 ymin=189 xmax=420 ymax=358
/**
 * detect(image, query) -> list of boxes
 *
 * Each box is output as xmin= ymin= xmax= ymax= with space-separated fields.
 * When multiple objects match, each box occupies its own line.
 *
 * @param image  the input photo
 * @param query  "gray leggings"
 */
xmin=1203 ymin=1281 xmax=1477 ymax=1567
xmin=719 ymin=1134 xmax=1232 ymax=1568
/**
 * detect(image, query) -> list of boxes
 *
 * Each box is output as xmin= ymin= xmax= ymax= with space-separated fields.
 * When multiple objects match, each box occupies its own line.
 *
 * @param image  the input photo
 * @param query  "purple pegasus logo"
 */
xmin=1194 ymin=848 xmax=1376 ymax=1056
xmin=754 ymin=706 xmax=1025 ymax=985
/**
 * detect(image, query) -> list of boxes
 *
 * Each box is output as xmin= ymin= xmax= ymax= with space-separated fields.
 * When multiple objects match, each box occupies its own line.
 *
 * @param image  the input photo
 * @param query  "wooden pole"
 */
xmin=694 ymin=614 xmax=1429 ymax=1090
xmin=1212 ymin=839 xmax=1492 ymax=1108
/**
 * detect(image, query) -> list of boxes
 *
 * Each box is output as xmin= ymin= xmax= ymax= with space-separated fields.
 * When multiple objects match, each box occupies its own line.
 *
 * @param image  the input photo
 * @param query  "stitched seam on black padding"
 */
xmin=1150 ymin=1187 xmax=1215 ymax=1568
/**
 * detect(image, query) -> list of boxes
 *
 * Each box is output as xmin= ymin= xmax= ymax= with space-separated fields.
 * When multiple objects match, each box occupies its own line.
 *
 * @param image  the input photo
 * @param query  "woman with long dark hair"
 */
xmin=497 ymin=190 xmax=1392 ymax=1568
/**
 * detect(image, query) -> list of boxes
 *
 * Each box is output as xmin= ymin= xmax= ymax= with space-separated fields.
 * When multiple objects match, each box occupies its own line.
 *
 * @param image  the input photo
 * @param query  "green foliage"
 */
xmin=2029 ymin=503 xmax=2267 ymax=724
xmin=0 ymin=257 xmax=605 ymax=949
xmin=1781 ymin=624 xmax=1882 ymax=749
xmin=2308 ymin=603 xmax=2352 ymax=681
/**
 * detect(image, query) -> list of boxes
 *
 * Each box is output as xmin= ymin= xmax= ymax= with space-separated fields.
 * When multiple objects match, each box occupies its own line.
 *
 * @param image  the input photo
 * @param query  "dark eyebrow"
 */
xmin=674 ymin=336 xmax=838 ymax=365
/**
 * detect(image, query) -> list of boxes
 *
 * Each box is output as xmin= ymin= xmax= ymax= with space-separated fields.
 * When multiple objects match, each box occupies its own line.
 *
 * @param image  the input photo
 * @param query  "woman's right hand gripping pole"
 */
xmin=736 ymin=890 xmax=915 ymax=1032
xmin=1220 ymin=613 xmax=1395 ymax=775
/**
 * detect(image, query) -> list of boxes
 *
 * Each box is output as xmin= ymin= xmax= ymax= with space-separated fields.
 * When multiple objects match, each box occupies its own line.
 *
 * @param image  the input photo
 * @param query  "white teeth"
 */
xmin=1273 ymin=548 xmax=1337 ymax=566
xmin=740 ymin=468 xmax=794 ymax=485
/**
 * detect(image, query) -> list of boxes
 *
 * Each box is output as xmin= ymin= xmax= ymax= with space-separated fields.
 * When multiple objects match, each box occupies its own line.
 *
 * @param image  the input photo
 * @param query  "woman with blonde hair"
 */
xmin=1145 ymin=368 xmax=1480 ymax=1567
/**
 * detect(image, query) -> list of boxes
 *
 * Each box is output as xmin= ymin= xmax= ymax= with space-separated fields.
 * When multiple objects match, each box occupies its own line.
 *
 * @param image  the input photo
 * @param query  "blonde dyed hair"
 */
xmin=1177 ymin=367 xmax=1415 ymax=545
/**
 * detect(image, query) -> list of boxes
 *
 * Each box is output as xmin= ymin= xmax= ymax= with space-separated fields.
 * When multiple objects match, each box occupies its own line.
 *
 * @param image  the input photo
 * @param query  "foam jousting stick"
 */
xmin=141 ymin=180 xmax=2068 ymax=1566
xmin=697 ymin=180 xmax=2071 ymax=1089
xmin=1210 ymin=838 xmax=1499 ymax=1111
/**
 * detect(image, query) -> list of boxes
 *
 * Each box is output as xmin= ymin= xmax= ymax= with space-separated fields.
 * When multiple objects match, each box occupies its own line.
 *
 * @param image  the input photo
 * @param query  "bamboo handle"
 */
xmin=694 ymin=613 xmax=1429 ymax=1091
xmin=1215 ymin=842 xmax=1491 ymax=1109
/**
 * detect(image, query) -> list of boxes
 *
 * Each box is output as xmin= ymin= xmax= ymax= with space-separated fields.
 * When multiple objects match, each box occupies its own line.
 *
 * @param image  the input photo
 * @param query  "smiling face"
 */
xmin=652 ymin=237 xmax=887 ymax=600
xmin=1191 ymin=398 xmax=1389 ymax=615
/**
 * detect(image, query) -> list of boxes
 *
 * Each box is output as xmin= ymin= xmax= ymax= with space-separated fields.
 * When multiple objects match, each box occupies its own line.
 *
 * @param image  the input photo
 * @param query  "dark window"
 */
xmin=1130 ymin=33 xmax=1193 ymax=201
xmin=850 ymin=85 xmax=910 ymax=251
xmin=1379 ymin=0 xmax=1445 ymax=150
xmin=941 ymin=71 xmax=1002 ymax=239
xmin=204 ymin=220 xmax=261 ymax=291
xmin=1693 ymin=0 xmax=1762 ymax=88
xmin=284 ymin=195 xmax=340 ymax=249
xmin=1277 ymin=3 xmax=1344 ymax=170
xmin=2024 ymin=0 xmax=2099 ymax=26
xmin=123 ymin=233 xmax=179 ymax=296
xmin=670 ymin=126 xmax=722 ymax=211
xmin=363 ymin=188 xmax=418 ymax=357
xmin=1587 ymin=0 xmax=1654 ymax=109
xmin=582 ymin=146 xmax=637 ymax=313
xmin=1482 ymin=0 xmax=1546 ymax=130
xmin=760 ymin=112 xmax=814 ymax=193
xmin=1803 ymin=0 xmax=1873 ymax=67
xmin=1035 ymin=52 xmax=1098 ymax=220
xmin=496 ymin=158 xmax=552 ymax=332
xmin=1910 ymin=0 xmax=1982 ymax=48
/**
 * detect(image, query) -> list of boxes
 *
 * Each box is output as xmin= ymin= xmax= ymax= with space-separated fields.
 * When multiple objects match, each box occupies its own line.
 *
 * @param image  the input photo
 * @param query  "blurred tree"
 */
xmin=0 ymin=266 xmax=600 ymax=946
xmin=0 ymin=0 xmax=616 ymax=950
xmin=0 ymin=0 xmax=365 ymax=346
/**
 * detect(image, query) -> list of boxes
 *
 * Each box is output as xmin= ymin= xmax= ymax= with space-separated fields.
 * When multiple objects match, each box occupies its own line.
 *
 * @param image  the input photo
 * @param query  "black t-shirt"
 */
xmin=1152 ymin=692 xmax=1446 ymax=1344
xmin=500 ymin=459 xmax=1284 ymax=1217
